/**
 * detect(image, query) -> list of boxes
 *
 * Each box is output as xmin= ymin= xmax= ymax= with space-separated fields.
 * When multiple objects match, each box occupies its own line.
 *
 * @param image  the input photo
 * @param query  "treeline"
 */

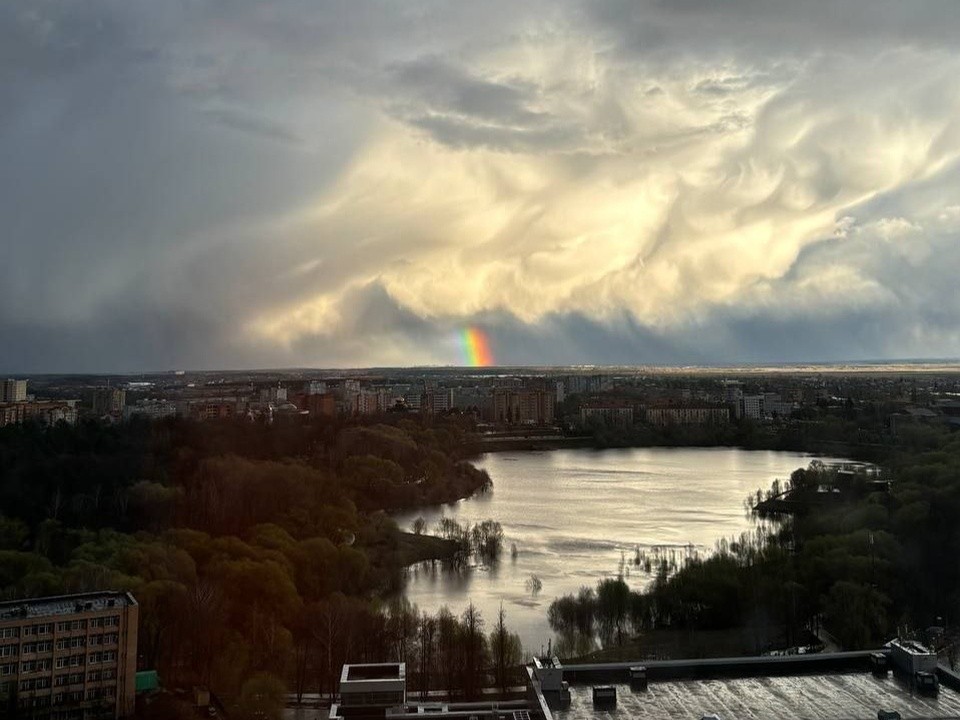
xmin=0 ymin=415 xmax=504 ymax=716
xmin=577 ymin=398 xmax=947 ymax=460
xmin=0 ymin=415 xmax=490 ymax=532
xmin=292 ymin=600 xmax=524 ymax=701
xmin=552 ymin=441 xmax=960 ymax=656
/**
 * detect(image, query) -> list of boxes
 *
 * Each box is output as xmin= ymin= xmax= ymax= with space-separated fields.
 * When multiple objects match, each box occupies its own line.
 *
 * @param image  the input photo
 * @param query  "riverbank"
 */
xmin=466 ymin=426 xmax=891 ymax=464
xmin=467 ymin=435 xmax=595 ymax=453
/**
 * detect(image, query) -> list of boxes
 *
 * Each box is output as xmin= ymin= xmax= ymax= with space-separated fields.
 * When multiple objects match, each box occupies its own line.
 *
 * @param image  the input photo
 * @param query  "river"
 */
xmin=391 ymin=447 xmax=848 ymax=653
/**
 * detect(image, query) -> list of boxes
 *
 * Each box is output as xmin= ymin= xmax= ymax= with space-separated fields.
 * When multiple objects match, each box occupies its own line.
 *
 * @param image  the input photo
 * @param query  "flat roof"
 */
xmin=889 ymin=640 xmax=934 ymax=656
xmin=0 ymin=591 xmax=136 ymax=622
xmin=556 ymin=673 xmax=960 ymax=720
xmin=342 ymin=663 xmax=405 ymax=682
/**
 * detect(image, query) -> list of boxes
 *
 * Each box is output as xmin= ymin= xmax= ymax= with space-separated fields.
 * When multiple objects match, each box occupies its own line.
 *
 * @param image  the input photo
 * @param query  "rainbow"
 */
xmin=460 ymin=327 xmax=494 ymax=367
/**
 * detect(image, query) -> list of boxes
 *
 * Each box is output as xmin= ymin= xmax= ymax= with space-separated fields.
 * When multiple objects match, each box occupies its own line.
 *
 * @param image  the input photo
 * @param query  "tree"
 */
xmin=525 ymin=574 xmax=543 ymax=596
xmin=490 ymin=604 xmax=522 ymax=692
xmin=824 ymin=581 xmax=889 ymax=649
xmin=596 ymin=578 xmax=631 ymax=645
xmin=461 ymin=603 xmax=487 ymax=699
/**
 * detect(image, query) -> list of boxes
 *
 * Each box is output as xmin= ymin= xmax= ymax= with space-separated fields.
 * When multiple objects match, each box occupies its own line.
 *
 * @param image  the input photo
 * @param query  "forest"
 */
xmin=0 ymin=415 xmax=518 ymax=719
xmin=3 ymin=401 xmax=959 ymax=715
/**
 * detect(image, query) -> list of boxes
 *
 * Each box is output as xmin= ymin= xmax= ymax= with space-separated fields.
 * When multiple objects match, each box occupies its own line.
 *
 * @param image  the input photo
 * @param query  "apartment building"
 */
xmin=0 ymin=592 xmax=138 ymax=719
xmin=90 ymin=389 xmax=126 ymax=417
xmin=491 ymin=389 xmax=556 ymax=425
xmin=645 ymin=404 xmax=730 ymax=426
xmin=1 ymin=379 xmax=28 ymax=403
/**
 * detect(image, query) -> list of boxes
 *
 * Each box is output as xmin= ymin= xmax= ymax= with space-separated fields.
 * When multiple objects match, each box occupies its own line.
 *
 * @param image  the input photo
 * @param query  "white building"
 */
xmin=1 ymin=379 xmax=27 ymax=403
xmin=741 ymin=394 xmax=765 ymax=420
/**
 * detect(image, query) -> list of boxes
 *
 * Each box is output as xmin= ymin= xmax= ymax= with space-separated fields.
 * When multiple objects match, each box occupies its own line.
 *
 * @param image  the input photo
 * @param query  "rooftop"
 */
xmin=343 ymin=663 xmax=405 ymax=682
xmin=0 ymin=591 xmax=136 ymax=622
xmin=556 ymin=673 xmax=960 ymax=720
xmin=889 ymin=639 xmax=934 ymax=656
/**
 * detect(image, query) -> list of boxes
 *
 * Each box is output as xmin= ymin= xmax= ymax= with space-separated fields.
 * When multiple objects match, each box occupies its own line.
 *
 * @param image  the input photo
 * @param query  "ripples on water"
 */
xmin=392 ymin=447 xmax=846 ymax=653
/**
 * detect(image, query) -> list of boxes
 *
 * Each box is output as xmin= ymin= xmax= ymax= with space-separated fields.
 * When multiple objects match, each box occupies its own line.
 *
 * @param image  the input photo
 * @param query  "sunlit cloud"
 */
xmin=3 ymin=0 xmax=960 ymax=370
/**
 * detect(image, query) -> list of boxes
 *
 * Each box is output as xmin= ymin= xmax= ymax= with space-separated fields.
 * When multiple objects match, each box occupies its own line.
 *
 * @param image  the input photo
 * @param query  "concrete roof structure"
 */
xmin=0 ymin=590 xmax=136 ymax=621
xmin=556 ymin=673 xmax=960 ymax=720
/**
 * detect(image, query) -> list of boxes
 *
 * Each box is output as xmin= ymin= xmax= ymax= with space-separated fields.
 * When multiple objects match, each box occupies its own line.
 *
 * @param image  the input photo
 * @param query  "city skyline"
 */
xmin=4 ymin=1 xmax=960 ymax=372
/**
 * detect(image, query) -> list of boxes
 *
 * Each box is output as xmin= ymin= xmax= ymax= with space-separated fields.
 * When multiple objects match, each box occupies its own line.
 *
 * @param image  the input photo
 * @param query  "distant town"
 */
xmin=4 ymin=365 xmax=960 ymax=438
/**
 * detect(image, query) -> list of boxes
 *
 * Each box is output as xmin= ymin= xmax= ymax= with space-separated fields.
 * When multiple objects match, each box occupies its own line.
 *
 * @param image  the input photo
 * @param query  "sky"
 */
xmin=3 ymin=1 xmax=960 ymax=372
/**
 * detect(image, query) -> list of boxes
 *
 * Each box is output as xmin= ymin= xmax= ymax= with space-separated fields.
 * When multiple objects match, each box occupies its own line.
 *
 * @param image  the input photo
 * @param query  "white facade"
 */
xmin=741 ymin=394 xmax=765 ymax=420
xmin=1 ymin=379 xmax=27 ymax=403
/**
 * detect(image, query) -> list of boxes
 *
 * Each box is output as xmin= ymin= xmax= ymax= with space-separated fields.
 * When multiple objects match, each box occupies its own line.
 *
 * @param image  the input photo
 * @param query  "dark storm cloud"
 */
xmin=3 ymin=0 xmax=960 ymax=371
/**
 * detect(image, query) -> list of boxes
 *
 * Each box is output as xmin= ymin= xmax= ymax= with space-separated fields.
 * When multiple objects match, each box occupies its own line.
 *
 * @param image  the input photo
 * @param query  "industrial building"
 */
xmin=332 ymin=647 xmax=960 ymax=720
xmin=331 ymin=662 xmax=548 ymax=720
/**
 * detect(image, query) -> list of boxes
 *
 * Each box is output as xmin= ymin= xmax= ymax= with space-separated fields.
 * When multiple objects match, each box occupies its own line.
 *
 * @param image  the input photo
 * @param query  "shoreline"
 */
xmin=467 ymin=433 xmax=888 ymax=465
xmin=399 ymin=441 xmax=875 ymax=567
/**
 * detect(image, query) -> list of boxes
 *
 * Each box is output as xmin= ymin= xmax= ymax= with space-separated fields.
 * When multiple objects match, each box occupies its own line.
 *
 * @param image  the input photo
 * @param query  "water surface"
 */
xmin=393 ymin=447 xmax=845 ymax=652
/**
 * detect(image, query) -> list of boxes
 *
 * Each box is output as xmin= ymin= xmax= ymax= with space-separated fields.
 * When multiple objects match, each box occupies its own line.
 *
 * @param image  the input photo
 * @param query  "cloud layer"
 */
xmin=3 ymin=0 xmax=960 ymax=371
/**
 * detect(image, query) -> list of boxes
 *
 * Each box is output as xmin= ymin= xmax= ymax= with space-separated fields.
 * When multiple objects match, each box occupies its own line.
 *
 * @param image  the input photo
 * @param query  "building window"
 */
xmin=0 ymin=645 xmax=17 ymax=658
xmin=0 ymin=628 xmax=19 ymax=639
xmin=55 ymin=620 xmax=86 ymax=633
xmin=0 ymin=664 xmax=14 ymax=676
xmin=35 ymin=677 xmax=51 ymax=689
xmin=19 ymin=679 xmax=35 ymax=691
xmin=22 ymin=642 xmax=36 ymax=654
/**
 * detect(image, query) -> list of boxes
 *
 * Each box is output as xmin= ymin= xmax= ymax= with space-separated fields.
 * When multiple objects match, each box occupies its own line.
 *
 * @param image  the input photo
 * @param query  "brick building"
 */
xmin=0 ymin=592 xmax=138 ymax=719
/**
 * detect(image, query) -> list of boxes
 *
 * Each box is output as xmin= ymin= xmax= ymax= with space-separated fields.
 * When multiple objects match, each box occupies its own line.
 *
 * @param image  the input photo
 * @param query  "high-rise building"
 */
xmin=491 ymin=389 xmax=555 ymax=425
xmin=91 ymin=389 xmax=126 ymax=417
xmin=741 ymin=394 xmax=765 ymax=420
xmin=1 ymin=379 xmax=27 ymax=403
xmin=0 ymin=591 xmax=138 ymax=719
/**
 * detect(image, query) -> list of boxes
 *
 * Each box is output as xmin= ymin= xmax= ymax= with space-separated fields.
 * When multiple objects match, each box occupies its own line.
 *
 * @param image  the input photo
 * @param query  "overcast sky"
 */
xmin=3 ymin=1 xmax=960 ymax=372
